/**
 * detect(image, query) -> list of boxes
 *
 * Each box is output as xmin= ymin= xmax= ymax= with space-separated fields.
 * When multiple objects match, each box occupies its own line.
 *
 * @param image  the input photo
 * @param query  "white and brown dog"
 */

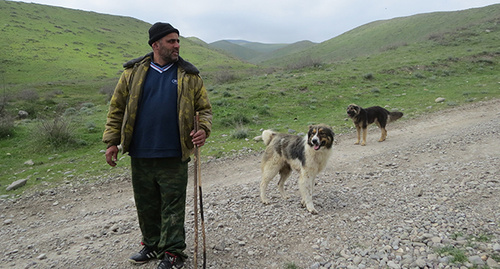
xmin=260 ymin=125 xmax=335 ymax=214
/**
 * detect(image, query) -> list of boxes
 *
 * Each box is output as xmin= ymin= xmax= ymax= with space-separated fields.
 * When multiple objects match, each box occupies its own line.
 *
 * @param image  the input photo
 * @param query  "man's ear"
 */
xmin=151 ymin=41 xmax=159 ymax=50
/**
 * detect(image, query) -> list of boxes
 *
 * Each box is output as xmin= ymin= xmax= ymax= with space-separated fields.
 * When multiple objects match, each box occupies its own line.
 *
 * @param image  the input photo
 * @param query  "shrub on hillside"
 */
xmin=17 ymin=89 xmax=39 ymax=102
xmin=286 ymin=56 xmax=322 ymax=70
xmin=214 ymin=71 xmax=237 ymax=84
xmin=99 ymin=85 xmax=115 ymax=102
xmin=363 ymin=73 xmax=375 ymax=80
xmin=81 ymin=102 xmax=95 ymax=108
xmin=231 ymin=125 xmax=250 ymax=139
xmin=79 ymin=106 xmax=93 ymax=115
xmin=63 ymin=107 xmax=78 ymax=116
xmin=258 ymin=104 xmax=271 ymax=116
xmin=380 ymin=42 xmax=408 ymax=52
xmin=85 ymin=121 xmax=98 ymax=133
xmin=45 ymin=89 xmax=64 ymax=100
xmin=34 ymin=117 xmax=76 ymax=148
xmin=220 ymin=113 xmax=251 ymax=127
xmin=0 ymin=114 xmax=15 ymax=138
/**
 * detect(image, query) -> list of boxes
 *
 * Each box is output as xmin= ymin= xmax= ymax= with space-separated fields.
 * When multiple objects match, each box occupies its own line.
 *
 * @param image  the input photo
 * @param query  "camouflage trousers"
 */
xmin=131 ymin=157 xmax=189 ymax=259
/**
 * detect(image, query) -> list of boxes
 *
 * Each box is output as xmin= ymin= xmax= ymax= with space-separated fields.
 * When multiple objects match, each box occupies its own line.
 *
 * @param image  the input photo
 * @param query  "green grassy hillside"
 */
xmin=251 ymin=40 xmax=316 ymax=64
xmin=0 ymin=1 xmax=498 ymax=196
xmin=209 ymin=40 xmax=260 ymax=61
xmin=237 ymin=41 xmax=289 ymax=54
xmin=261 ymin=4 xmax=500 ymax=67
xmin=209 ymin=40 xmax=293 ymax=63
xmin=210 ymin=40 xmax=317 ymax=64
xmin=0 ymin=0 xmax=254 ymax=87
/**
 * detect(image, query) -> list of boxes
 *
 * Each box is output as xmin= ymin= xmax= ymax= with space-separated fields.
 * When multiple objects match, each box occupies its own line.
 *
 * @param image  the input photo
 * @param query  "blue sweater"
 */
xmin=129 ymin=62 xmax=182 ymax=158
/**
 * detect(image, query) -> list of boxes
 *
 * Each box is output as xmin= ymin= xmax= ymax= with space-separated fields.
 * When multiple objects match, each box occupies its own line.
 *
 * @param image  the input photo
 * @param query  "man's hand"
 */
xmin=190 ymin=129 xmax=207 ymax=147
xmin=105 ymin=145 xmax=119 ymax=167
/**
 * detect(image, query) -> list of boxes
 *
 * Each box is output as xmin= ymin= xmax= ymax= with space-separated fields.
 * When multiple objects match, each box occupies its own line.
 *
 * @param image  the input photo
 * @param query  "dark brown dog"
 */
xmin=347 ymin=104 xmax=403 ymax=146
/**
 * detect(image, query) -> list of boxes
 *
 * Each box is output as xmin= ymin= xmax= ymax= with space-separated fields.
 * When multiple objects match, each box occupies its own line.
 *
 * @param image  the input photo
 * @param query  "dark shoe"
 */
xmin=129 ymin=246 xmax=158 ymax=264
xmin=157 ymin=252 xmax=184 ymax=269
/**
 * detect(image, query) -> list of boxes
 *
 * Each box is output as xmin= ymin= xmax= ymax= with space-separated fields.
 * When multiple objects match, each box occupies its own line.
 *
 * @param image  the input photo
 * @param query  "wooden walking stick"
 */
xmin=193 ymin=115 xmax=199 ymax=268
xmin=193 ymin=112 xmax=207 ymax=268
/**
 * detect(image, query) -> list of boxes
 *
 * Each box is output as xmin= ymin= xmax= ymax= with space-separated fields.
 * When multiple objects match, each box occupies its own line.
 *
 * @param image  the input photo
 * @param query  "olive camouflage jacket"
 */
xmin=102 ymin=52 xmax=212 ymax=162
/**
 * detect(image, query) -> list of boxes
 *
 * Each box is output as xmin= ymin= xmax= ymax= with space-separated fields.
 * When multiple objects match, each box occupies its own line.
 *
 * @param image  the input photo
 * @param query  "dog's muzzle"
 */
xmin=312 ymin=137 xmax=321 ymax=150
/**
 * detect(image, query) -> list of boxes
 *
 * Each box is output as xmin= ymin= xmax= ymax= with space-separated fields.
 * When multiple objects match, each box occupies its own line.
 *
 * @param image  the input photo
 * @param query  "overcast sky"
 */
xmin=12 ymin=0 xmax=500 ymax=43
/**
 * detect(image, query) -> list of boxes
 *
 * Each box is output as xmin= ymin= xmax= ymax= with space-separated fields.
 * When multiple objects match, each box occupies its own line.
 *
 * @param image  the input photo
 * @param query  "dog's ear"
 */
xmin=319 ymin=125 xmax=334 ymax=134
xmin=349 ymin=104 xmax=360 ymax=112
xmin=326 ymin=126 xmax=335 ymax=138
xmin=307 ymin=125 xmax=316 ymax=136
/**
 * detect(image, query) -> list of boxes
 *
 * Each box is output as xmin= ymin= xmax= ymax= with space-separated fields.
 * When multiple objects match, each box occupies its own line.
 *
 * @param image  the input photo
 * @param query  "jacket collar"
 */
xmin=122 ymin=52 xmax=199 ymax=75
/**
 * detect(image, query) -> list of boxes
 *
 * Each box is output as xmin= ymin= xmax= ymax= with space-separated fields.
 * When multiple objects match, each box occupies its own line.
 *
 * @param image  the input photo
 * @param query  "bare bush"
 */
xmin=380 ymin=42 xmax=408 ymax=52
xmin=35 ymin=117 xmax=76 ymax=148
xmin=230 ymin=124 xmax=250 ymax=139
xmin=214 ymin=71 xmax=237 ymax=84
xmin=0 ymin=90 xmax=8 ymax=115
xmin=286 ymin=56 xmax=322 ymax=70
xmin=17 ymin=89 xmax=39 ymax=102
xmin=220 ymin=113 xmax=251 ymax=127
xmin=0 ymin=114 xmax=15 ymax=138
xmin=99 ymin=85 xmax=115 ymax=102
xmin=428 ymin=32 xmax=446 ymax=41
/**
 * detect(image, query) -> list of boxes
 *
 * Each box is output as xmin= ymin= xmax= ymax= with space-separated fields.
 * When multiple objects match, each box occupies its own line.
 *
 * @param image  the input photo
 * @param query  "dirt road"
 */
xmin=1 ymin=99 xmax=499 ymax=269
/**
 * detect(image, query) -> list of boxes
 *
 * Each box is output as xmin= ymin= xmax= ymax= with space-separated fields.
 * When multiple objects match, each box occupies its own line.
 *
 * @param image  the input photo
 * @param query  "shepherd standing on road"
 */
xmin=102 ymin=22 xmax=212 ymax=269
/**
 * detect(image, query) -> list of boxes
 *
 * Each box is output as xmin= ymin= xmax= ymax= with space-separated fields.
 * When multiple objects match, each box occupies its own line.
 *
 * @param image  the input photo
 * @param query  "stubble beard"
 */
xmin=160 ymin=47 xmax=179 ymax=64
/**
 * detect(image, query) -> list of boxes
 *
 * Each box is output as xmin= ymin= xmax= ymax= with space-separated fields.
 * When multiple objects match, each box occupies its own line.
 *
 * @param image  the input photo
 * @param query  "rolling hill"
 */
xmin=0 ymin=0 xmax=254 ymax=88
xmin=0 ymin=1 xmax=498 ymax=196
xmin=260 ymin=3 xmax=500 ymax=66
xmin=205 ymin=4 xmax=499 ymax=67
xmin=1 ymin=1 xmax=498 ymax=86
xmin=209 ymin=40 xmax=261 ymax=62
xmin=209 ymin=39 xmax=317 ymax=64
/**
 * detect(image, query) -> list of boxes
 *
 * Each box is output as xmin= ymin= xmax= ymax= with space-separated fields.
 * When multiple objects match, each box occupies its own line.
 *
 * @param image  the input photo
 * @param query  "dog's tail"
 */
xmin=262 ymin=130 xmax=276 ymax=146
xmin=389 ymin=111 xmax=403 ymax=122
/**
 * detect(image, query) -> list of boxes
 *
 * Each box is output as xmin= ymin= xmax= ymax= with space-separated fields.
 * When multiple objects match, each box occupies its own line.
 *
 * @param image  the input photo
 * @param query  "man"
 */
xmin=103 ymin=22 xmax=212 ymax=269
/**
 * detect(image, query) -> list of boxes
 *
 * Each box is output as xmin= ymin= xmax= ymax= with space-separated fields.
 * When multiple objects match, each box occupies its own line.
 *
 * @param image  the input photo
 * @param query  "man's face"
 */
xmin=155 ymin=32 xmax=180 ymax=64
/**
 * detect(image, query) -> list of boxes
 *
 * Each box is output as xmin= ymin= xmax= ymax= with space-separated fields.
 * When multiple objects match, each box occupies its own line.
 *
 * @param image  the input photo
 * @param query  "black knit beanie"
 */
xmin=148 ymin=22 xmax=179 ymax=46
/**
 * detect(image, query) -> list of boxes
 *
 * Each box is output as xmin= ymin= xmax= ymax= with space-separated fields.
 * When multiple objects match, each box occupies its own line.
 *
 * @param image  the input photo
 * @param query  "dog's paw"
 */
xmin=302 ymin=200 xmax=318 ymax=214
xmin=261 ymin=198 xmax=270 ymax=205
xmin=307 ymin=206 xmax=318 ymax=215
xmin=361 ymin=142 xmax=366 ymax=146
xmin=280 ymin=192 xmax=290 ymax=200
xmin=354 ymin=141 xmax=360 ymax=145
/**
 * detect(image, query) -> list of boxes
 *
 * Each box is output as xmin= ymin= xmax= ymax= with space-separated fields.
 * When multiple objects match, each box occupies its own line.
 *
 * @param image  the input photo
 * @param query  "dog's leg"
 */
xmin=355 ymin=125 xmax=361 ymax=145
xmin=260 ymin=176 xmax=273 ymax=204
xmin=379 ymin=127 xmax=387 ymax=142
xmin=260 ymin=165 xmax=280 ymax=204
xmin=298 ymin=171 xmax=318 ymax=214
xmin=361 ymin=127 xmax=367 ymax=146
xmin=376 ymin=122 xmax=387 ymax=142
xmin=277 ymin=165 xmax=292 ymax=200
